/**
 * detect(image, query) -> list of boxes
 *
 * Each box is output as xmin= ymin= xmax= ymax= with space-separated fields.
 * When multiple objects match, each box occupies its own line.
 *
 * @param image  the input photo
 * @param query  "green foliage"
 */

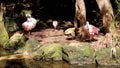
xmin=4 ymin=32 xmax=26 ymax=49
xmin=116 ymin=0 xmax=120 ymax=12
xmin=110 ymin=20 xmax=116 ymax=33
xmin=115 ymin=34 xmax=120 ymax=43
xmin=0 ymin=21 xmax=9 ymax=46
xmin=20 ymin=10 xmax=32 ymax=16
xmin=5 ymin=17 xmax=19 ymax=33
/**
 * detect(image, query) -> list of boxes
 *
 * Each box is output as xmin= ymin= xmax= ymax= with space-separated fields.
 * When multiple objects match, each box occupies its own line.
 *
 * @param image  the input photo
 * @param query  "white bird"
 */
xmin=22 ymin=14 xmax=37 ymax=38
xmin=84 ymin=21 xmax=100 ymax=40
xmin=52 ymin=20 xmax=58 ymax=29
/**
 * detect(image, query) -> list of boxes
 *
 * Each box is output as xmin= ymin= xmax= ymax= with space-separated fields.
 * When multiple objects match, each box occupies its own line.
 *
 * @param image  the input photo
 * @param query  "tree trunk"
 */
xmin=74 ymin=0 xmax=86 ymax=28
xmin=0 ymin=3 xmax=9 ymax=46
xmin=96 ymin=0 xmax=115 ymax=33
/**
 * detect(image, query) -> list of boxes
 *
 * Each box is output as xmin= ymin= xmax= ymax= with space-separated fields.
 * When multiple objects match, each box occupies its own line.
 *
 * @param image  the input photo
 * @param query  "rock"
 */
xmin=15 ymin=38 xmax=62 ymax=61
xmin=44 ymin=43 xmax=62 ymax=61
xmin=5 ymin=32 xmax=25 ymax=48
xmin=15 ymin=38 xmax=41 ymax=54
xmin=63 ymin=21 xmax=73 ymax=27
xmin=62 ymin=42 xmax=95 ymax=65
xmin=34 ymin=43 xmax=62 ymax=61
xmin=64 ymin=28 xmax=75 ymax=39
xmin=95 ymin=47 xmax=120 ymax=65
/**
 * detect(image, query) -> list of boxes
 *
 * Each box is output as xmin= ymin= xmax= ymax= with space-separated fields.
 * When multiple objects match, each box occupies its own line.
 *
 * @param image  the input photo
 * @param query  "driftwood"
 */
xmin=0 ymin=53 xmax=33 ymax=61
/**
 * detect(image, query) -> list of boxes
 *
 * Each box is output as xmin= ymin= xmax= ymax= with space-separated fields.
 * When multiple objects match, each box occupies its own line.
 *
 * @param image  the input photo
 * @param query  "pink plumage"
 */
xmin=22 ymin=14 xmax=37 ymax=31
xmin=22 ymin=14 xmax=37 ymax=38
xmin=84 ymin=21 xmax=100 ymax=40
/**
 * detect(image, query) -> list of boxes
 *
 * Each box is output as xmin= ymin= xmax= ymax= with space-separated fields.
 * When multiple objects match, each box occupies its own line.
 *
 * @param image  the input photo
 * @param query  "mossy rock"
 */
xmin=95 ymin=47 xmax=120 ymax=65
xmin=15 ymin=41 xmax=63 ymax=61
xmin=65 ymin=28 xmax=75 ymax=39
xmin=0 ymin=21 xmax=9 ymax=46
xmin=15 ymin=38 xmax=41 ymax=54
xmin=5 ymin=32 xmax=25 ymax=48
xmin=41 ymin=43 xmax=62 ymax=61
xmin=31 ymin=43 xmax=63 ymax=61
xmin=63 ymin=42 xmax=95 ymax=65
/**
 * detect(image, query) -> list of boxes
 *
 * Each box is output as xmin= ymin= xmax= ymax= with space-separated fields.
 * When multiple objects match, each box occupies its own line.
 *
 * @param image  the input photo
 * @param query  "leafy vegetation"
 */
xmin=116 ymin=0 xmax=120 ymax=13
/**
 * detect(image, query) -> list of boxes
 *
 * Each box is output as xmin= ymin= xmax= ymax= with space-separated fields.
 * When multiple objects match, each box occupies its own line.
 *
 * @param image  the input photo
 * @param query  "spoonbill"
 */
xmin=22 ymin=14 xmax=37 ymax=38
xmin=52 ymin=20 xmax=58 ymax=29
xmin=84 ymin=21 xmax=100 ymax=40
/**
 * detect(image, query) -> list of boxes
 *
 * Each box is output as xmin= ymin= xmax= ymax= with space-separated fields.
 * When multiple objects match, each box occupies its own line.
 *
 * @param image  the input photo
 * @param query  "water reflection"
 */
xmin=1 ymin=59 xmax=120 ymax=68
xmin=5 ymin=59 xmax=27 ymax=68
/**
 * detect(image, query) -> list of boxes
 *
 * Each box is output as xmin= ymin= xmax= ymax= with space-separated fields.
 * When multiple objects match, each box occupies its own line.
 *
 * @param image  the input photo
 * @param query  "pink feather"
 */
xmin=22 ymin=14 xmax=37 ymax=31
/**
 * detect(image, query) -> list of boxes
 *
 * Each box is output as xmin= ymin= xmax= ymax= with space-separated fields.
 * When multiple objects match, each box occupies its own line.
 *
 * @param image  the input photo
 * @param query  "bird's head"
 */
xmin=86 ymin=21 xmax=89 ymax=26
xmin=25 ymin=14 xmax=31 ymax=18
xmin=85 ymin=21 xmax=90 ymax=29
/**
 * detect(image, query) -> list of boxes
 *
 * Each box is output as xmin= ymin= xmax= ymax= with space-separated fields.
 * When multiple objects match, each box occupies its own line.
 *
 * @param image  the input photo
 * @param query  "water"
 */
xmin=1 ymin=59 xmax=120 ymax=68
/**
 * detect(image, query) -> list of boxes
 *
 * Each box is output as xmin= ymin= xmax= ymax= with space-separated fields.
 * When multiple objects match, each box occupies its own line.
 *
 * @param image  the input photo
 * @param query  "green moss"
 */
xmin=43 ymin=43 xmax=62 ymax=60
xmin=115 ymin=35 xmax=120 ymax=41
xmin=4 ymin=32 xmax=26 ymax=49
xmin=0 ymin=21 xmax=9 ymax=46
xmin=116 ymin=0 xmax=120 ymax=12
xmin=5 ymin=17 xmax=19 ymax=33
xmin=110 ymin=21 xmax=116 ymax=33
xmin=63 ymin=43 xmax=95 ymax=64
xmin=95 ymin=47 xmax=120 ymax=65
xmin=83 ymin=46 xmax=94 ymax=56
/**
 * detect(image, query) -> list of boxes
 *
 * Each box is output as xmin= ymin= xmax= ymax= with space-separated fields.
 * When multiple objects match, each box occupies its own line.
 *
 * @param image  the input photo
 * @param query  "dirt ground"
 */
xmin=24 ymin=27 xmax=107 ymax=51
xmin=30 ymin=28 xmax=79 ymax=45
xmin=22 ymin=20 xmax=120 ymax=51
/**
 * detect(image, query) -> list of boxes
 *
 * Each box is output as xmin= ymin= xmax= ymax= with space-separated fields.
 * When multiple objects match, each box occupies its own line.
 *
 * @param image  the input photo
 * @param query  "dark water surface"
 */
xmin=2 ymin=59 xmax=120 ymax=68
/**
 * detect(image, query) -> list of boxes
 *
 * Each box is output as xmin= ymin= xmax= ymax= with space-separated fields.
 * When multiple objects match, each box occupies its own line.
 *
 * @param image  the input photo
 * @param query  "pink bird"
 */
xmin=22 ymin=14 xmax=37 ymax=38
xmin=84 ymin=21 xmax=100 ymax=40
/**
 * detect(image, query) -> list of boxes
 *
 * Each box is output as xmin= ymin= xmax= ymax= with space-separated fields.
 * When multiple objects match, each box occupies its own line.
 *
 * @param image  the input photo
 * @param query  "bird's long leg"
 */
xmin=28 ymin=31 xmax=31 ymax=39
xmin=89 ymin=36 xmax=92 ymax=42
xmin=89 ymin=34 xmax=94 ymax=42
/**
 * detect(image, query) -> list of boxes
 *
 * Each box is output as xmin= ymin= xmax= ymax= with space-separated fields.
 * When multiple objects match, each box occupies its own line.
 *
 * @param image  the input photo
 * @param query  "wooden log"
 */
xmin=0 ymin=54 xmax=33 ymax=61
